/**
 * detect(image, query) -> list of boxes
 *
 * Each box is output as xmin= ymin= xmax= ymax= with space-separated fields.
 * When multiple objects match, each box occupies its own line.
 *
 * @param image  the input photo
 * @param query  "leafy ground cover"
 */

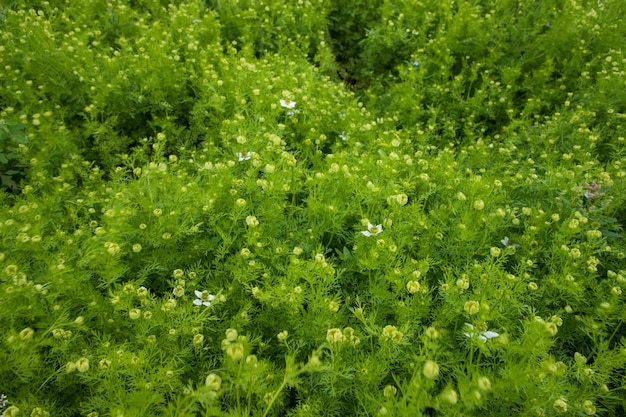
xmin=1 ymin=0 xmax=625 ymax=416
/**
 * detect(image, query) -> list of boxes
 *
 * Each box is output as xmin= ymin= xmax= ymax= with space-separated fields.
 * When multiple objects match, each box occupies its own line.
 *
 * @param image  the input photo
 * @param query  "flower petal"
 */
xmin=237 ymin=152 xmax=251 ymax=161
xmin=193 ymin=299 xmax=202 ymax=306
xmin=483 ymin=331 xmax=499 ymax=339
xmin=361 ymin=231 xmax=372 ymax=237
xmin=194 ymin=290 xmax=203 ymax=298
xmin=280 ymin=99 xmax=296 ymax=109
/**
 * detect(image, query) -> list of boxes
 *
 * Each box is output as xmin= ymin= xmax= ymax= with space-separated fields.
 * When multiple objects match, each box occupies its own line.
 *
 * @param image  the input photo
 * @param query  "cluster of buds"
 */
xmin=52 ymin=329 xmax=73 ymax=340
xmin=382 ymin=325 xmax=403 ymax=343
xmin=67 ymin=357 xmax=90 ymax=373
xmin=386 ymin=193 xmax=409 ymax=206
xmin=326 ymin=327 xmax=360 ymax=345
xmin=534 ymin=315 xmax=562 ymax=336
xmin=172 ymin=269 xmax=186 ymax=297
xmin=221 ymin=328 xmax=245 ymax=361
xmin=104 ymin=242 xmax=120 ymax=255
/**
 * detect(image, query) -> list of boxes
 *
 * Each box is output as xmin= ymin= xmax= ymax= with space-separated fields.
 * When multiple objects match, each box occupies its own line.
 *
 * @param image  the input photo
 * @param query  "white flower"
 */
xmin=279 ymin=99 xmax=296 ymax=109
xmin=236 ymin=152 xmax=251 ymax=161
xmin=362 ymin=222 xmax=383 ymax=237
xmin=463 ymin=323 xmax=499 ymax=342
xmin=501 ymin=236 xmax=520 ymax=249
xmin=194 ymin=290 xmax=215 ymax=306
xmin=287 ymin=109 xmax=300 ymax=116
xmin=339 ymin=132 xmax=347 ymax=141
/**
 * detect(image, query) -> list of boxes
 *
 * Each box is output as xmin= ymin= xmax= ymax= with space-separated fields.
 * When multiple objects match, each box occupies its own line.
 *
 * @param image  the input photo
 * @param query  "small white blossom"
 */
xmin=362 ymin=222 xmax=383 ymax=237
xmin=463 ymin=323 xmax=499 ymax=342
xmin=339 ymin=132 xmax=348 ymax=141
xmin=501 ymin=236 xmax=520 ymax=249
xmin=280 ymin=99 xmax=296 ymax=109
xmin=194 ymin=290 xmax=215 ymax=306
xmin=236 ymin=152 xmax=251 ymax=161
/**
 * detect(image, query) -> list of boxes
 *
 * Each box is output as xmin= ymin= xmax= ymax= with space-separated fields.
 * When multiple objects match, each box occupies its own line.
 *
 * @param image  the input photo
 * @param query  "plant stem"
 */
xmin=261 ymin=378 xmax=288 ymax=417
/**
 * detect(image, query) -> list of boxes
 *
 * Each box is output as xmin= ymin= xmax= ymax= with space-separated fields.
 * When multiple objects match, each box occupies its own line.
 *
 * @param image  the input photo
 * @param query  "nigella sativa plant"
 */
xmin=194 ymin=290 xmax=215 ymax=306
xmin=464 ymin=323 xmax=499 ymax=342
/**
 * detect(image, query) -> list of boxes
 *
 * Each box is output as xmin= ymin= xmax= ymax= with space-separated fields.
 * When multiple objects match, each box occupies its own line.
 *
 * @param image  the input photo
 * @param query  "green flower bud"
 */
xmin=205 ymin=373 xmax=222 ymax=391
xmin=76 ymin=357 xmax=89 ymax=372
xmin=423 ymin=360 xmax=439 ymax=379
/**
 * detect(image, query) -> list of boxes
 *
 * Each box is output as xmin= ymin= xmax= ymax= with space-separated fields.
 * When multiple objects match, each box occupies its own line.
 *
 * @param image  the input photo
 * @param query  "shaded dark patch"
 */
xmin=321 ymin=231 xmax=347 ymax=255
xmin=290 ymin=191 xmax=309 ymax=208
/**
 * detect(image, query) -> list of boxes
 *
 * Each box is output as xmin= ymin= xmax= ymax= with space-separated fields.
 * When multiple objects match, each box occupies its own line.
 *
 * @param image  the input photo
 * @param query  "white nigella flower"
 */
xmin=194 ymin=290 xmax=215 ymax=306
xmin=236 ymin=152 xmax=251 ymax=161
xmin=463 ymin=323 xmax=499 ymax=342
xmin=339 ymin=132 xmax=347 ymax=141
xmin=500 ymin=236 xmax=520 ymax=249
xmin=287 ymin=109 xmax=300 ymax=116
xmin=362 ymin=222 xmax=383 ymax=237
xmin=279 ymin=99 xmax=296 ymax=109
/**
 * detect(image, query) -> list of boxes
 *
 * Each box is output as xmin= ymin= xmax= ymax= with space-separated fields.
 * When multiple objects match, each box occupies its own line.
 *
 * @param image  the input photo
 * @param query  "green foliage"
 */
xmin=0 ymin=119 xmax=28 ymax=190
xmin=1 ymin=0 xmax=625 ymax=416
xmin=360 ymin=0 xmax=626 ymax=153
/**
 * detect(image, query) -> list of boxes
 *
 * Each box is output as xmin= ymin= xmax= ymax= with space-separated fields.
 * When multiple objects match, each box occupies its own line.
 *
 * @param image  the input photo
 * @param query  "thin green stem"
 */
xmin=291 ymin=165 xmax=296 ymax=207
xmin=606 ymin=320 xmax=623 ymax=346
xmin=261 ymin=378 xmax=288 ymax=417
xmin=236 ymin=359 xmax=243 ymax=414
xmin=468 ymin=346 xmax=475 ymax=372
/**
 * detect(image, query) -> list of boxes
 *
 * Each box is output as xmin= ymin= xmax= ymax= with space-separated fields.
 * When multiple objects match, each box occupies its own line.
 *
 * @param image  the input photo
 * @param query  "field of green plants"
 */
xmin=1 ymin=0 xmax=626 ymax=416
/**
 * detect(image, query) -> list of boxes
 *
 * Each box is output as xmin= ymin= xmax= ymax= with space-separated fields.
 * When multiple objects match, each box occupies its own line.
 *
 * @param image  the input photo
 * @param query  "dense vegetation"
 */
xmin=1 ymin=0 xmax=625 ymax=416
